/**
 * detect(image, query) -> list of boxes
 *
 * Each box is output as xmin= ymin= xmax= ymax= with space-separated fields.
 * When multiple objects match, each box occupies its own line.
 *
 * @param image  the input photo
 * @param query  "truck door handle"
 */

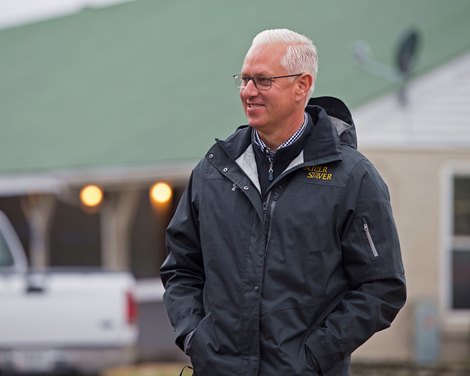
xmin=26 ymin=284 xmax=45 ymax=294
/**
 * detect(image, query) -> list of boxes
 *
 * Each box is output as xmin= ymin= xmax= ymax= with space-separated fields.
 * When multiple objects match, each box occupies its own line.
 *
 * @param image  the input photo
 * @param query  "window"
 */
xmin=49 ymin=200 xmax=101 ymax=267
xmin=0 ymin=230 xmax=14 ymax=267
xmin=450 ymin=176 xmax=470 ymax=310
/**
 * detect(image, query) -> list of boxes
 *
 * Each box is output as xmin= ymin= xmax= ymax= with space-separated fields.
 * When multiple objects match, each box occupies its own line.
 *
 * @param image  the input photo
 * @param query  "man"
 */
xmin=161 ymin=29 xmax=406 ymax=376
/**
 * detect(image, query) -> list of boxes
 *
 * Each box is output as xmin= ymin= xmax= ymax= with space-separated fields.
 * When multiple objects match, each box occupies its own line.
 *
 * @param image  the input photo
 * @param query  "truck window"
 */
xmin=0 ymin=231 xmax=14 ymax=267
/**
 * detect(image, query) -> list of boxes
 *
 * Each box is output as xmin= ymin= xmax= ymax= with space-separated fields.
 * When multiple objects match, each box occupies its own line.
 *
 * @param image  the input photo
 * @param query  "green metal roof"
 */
xmin=1 ymin=0 xmax=470 ymax=175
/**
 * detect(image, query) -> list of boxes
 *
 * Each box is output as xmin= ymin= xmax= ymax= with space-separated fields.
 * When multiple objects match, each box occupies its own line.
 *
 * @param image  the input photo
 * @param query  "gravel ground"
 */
xmin=103 ymin=361 xmax=470 ymax=376
xmin=102 ymin=363 xmax=187 ymax=376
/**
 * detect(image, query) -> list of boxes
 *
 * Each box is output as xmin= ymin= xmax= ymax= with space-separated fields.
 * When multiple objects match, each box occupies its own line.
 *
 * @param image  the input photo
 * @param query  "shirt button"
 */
xmin=254 ymin=285 xmax=260 ymax=293
xmin=243 ymin=186 xmax=249 ymax=190
xmin=208 ymin=153 xmax=214 ymax=159
xmin=223 ymin=167 xmax=228 ymax=172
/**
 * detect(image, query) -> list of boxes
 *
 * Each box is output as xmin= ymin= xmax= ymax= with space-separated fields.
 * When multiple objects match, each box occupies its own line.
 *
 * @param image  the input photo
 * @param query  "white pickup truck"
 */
xmin=0 ymin=211 xmax=138 ymax=375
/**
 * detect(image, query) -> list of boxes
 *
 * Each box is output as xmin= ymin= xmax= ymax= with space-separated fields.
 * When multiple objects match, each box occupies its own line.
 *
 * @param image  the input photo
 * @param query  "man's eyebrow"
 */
xmin=241 ymin=71 xmax=270 ymax=77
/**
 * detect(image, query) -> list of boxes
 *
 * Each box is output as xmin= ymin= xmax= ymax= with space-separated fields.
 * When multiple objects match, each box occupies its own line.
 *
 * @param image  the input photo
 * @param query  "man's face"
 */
xmin=239 ymin=43 xmax=303 ymax=133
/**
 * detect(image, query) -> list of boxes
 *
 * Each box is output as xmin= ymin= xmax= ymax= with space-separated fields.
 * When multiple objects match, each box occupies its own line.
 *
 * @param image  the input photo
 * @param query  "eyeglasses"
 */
xmin=233 ymin=73 xmax=303 ymax=91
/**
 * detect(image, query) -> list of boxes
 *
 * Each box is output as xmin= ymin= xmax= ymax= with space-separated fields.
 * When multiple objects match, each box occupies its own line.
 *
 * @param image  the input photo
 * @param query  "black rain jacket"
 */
xmin=161 ymin=97 xmax=406 ymax=376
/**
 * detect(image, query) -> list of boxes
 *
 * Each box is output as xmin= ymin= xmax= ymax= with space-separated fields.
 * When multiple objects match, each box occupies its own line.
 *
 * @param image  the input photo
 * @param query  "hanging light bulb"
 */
xmin=80 ymin=184 xmax=103 ymax=207
xmin=150 ymin=182 xmax=173 ymax=205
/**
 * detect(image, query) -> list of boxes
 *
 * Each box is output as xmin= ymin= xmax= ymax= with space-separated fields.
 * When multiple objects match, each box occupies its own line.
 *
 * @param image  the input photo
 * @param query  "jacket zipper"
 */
xmin=263 ymin=191 xmax=278 ymax=251
xmin=268 ymin=160 xmax=274 ymax=183
xmin=264 ymin=147 xmax=274 ymax=184
xmin=362 ymin=220 xmax=378 ymax=257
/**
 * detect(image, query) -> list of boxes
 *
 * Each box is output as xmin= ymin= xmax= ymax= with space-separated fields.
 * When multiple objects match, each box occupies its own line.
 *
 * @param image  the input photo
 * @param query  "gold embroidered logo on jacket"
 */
xmin=304 ymin=166 xmax=332 ymax=180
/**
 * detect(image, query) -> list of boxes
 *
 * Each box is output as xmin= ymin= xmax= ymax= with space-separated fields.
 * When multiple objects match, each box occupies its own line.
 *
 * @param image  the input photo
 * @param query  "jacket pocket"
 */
xmin=324 ymin=357 xmax=351 ymax=376
xmin=362 ymin=218 xmax=379 ymax=258
xmin=355 ymin=208 xmax=404 ymax=275
xmin=304 ymin=341 xmax=321 ymax=375
xmin=189 ymin=307 xmax=245 ymax=375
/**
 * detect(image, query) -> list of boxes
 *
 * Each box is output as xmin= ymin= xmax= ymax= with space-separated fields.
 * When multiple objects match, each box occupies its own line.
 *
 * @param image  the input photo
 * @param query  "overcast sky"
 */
xmin=0 ymin=0 xmax=133 ymax=30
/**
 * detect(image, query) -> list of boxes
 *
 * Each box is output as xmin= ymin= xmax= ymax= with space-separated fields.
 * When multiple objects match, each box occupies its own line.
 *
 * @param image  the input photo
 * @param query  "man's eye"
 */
xmin=256 ymin=78 xmax=271 ymax=86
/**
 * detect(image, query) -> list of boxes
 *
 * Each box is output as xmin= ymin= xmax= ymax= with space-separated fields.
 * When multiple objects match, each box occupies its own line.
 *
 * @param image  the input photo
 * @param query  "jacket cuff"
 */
xmin=183 ymin=330 xmax=196 ymax=355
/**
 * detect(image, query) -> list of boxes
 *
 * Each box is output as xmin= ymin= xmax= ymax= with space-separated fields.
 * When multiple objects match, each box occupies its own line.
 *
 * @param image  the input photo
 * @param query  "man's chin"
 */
xmin=246 ymin=116 xmax=266 ymax=129
xmin=248 ymin=121 xmax=265 ymax=130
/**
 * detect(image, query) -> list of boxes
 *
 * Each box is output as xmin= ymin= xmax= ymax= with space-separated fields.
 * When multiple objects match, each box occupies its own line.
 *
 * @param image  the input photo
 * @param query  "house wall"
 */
xmin=353 ymin=147 xmax=470 ymax=364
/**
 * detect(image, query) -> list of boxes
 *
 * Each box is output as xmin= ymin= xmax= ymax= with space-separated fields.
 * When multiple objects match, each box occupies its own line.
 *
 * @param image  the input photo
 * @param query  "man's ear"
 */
xmin=296 ymin=73 xmax=313 ymax=98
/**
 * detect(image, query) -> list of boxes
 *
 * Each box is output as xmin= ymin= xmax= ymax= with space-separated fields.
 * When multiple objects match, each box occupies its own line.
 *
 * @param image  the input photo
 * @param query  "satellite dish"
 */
xmin=396 ymin=29 xmax=421 ymax=76
xmin=351 ymin=27 xmax=422 ymax=106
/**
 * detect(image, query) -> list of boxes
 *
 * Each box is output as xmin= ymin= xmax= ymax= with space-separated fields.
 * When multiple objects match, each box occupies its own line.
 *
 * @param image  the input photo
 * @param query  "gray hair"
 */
xmin=250 ymin=28 xmax=318 ymax=101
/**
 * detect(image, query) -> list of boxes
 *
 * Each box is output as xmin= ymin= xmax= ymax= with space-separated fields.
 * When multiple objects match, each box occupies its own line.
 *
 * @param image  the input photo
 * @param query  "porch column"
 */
xmin=21 ymin=194 xmax=56 ymax=269
xmin=100 ymin=189 xmax=140 ymax=271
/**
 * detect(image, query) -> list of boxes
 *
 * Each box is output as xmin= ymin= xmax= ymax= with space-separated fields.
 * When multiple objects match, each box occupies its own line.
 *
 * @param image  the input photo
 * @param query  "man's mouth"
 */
xmin=247 ymin=103 xmax=264 ymax=108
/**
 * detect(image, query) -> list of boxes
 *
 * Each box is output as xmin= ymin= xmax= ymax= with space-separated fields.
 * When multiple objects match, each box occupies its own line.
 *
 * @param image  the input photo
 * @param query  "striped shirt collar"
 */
xmin=253 ymin=112 xmax=308 ymax=160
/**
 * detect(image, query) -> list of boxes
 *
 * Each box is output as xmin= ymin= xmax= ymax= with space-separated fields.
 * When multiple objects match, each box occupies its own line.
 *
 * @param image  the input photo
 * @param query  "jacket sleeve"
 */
xmin=305 ymin=159 xmax=406 ymax=373
xmin=160 ymin=170 xmax=205 ymax=351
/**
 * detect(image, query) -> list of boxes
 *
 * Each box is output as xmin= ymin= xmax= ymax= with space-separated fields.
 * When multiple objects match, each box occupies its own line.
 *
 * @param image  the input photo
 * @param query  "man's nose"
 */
xmin=241 ymin=79 xmax=259 ymax=97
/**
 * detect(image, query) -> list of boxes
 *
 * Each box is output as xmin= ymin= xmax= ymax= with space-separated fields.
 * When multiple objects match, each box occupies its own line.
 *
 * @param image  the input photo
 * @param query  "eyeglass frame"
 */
xmin=233 ymin=73 xmax=303 ymax=91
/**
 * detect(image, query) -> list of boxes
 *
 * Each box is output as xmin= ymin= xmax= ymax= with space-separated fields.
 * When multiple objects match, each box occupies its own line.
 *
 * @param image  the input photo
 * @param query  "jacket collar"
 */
xmin=307 ymin=96 xmax=357 ymax=150
xmin=211 ymin=96 xmax=356 ymax=167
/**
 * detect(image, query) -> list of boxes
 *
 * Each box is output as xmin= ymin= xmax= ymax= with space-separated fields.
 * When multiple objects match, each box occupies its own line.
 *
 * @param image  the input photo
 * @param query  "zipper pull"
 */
xmin=363 ymin=221 xmax=379 ymax=257
xmin=264 ymin=147 xmax=274 ymax=183
xmin=268 ymin=160 xmax=274 ymax=182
